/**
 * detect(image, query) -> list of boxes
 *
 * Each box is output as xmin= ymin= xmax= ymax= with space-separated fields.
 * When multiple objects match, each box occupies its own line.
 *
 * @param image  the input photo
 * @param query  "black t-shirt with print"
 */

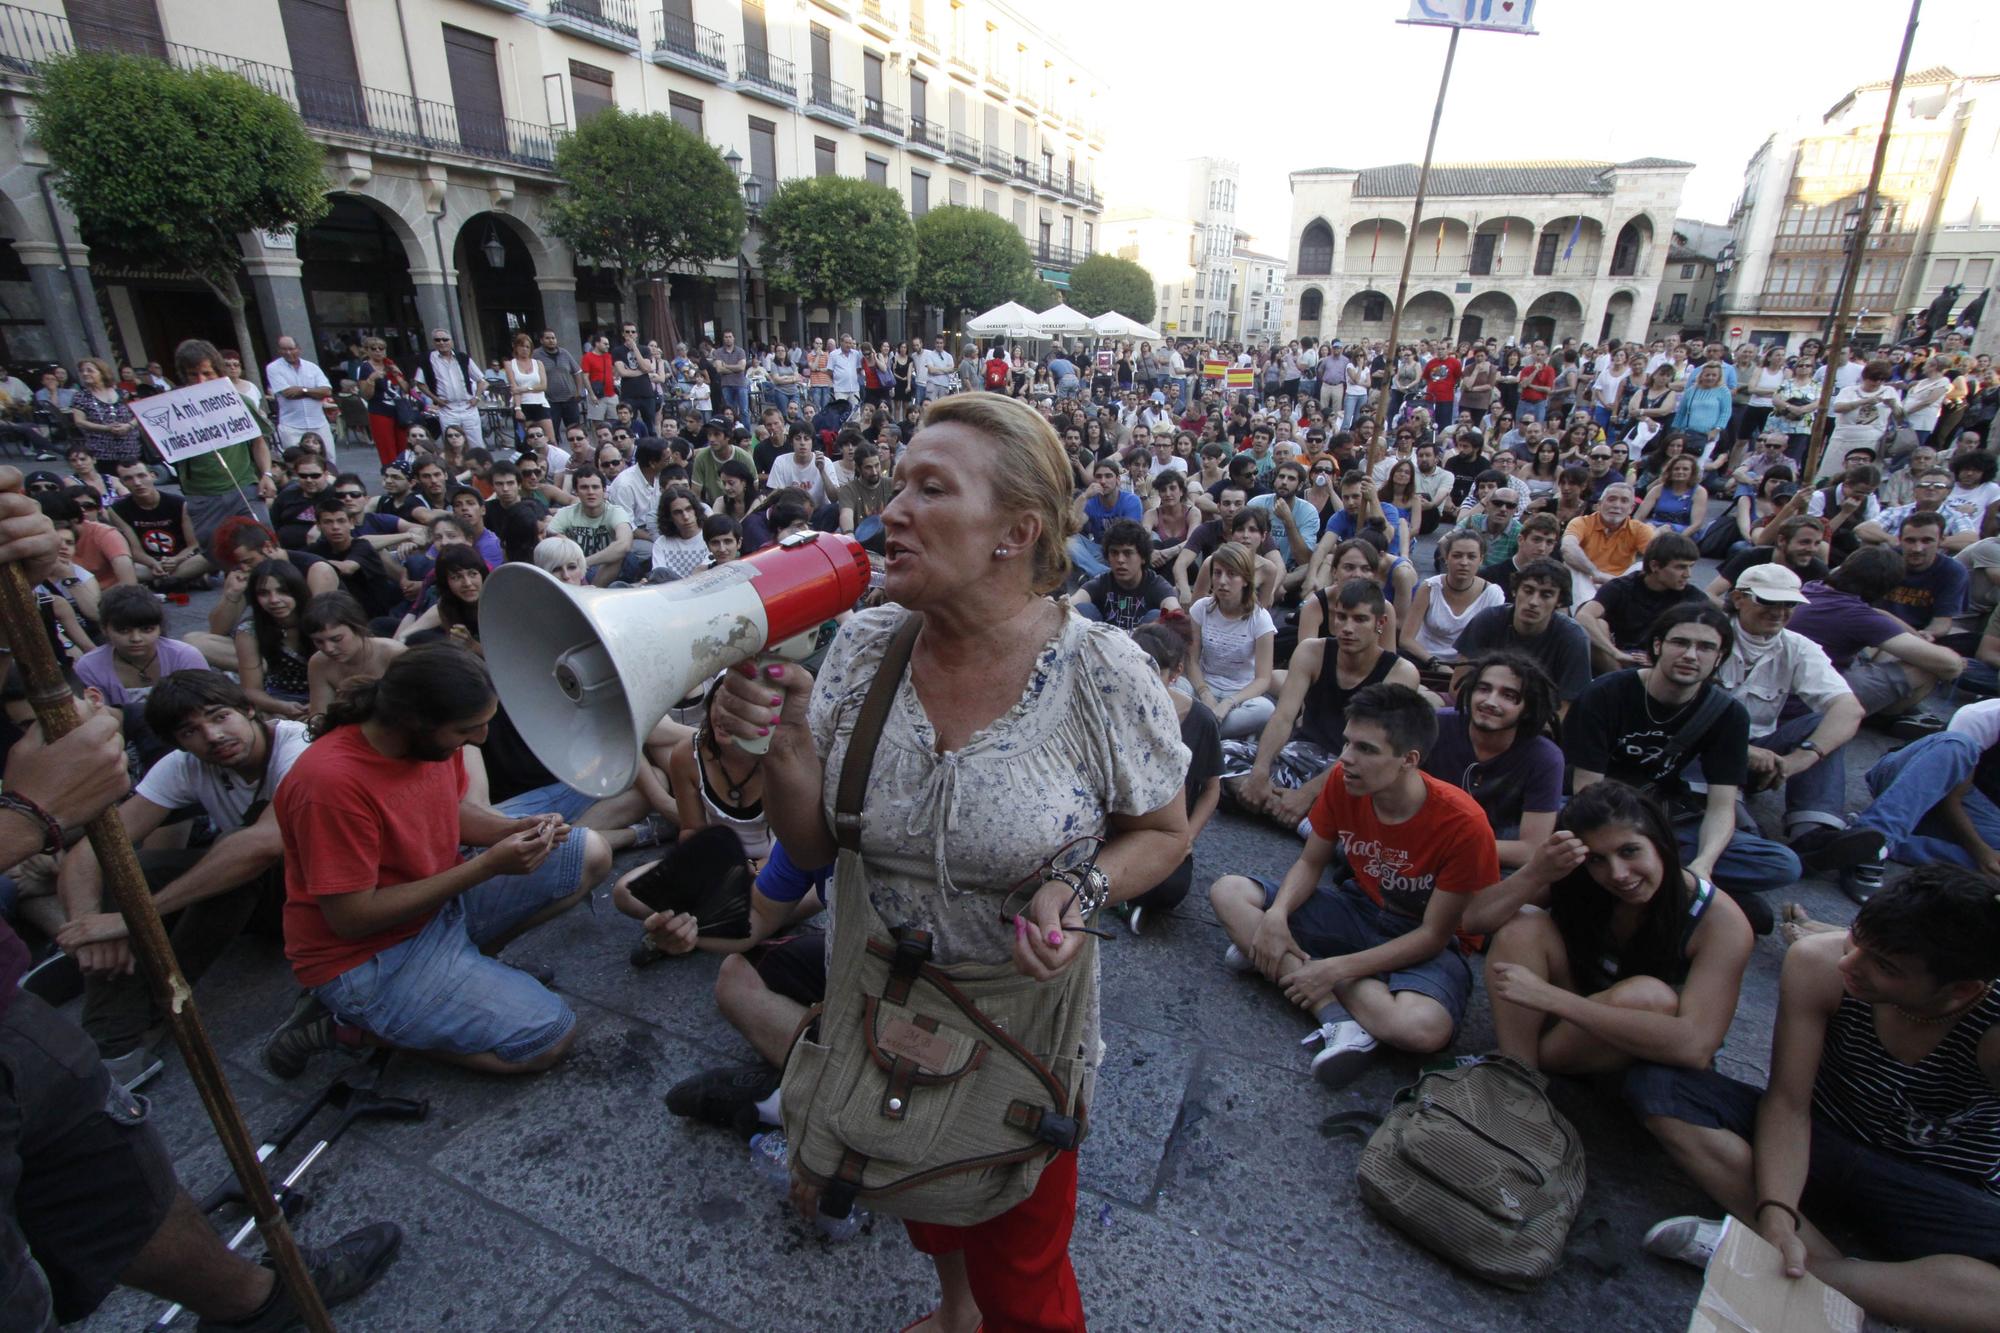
xmin=111 ymin=491 xmax=188 ymax=559
xmin=1564 ymin=670 xmax=1749 ymax=801
xmin=1082 ymin=569 xmax=1176 ymax=631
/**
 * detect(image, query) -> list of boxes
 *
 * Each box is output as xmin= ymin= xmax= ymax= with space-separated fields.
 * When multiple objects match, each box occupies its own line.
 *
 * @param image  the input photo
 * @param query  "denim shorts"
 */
xmin=315 ymin=829 xmax=586 ymax=1064
xmin=1622 ymin=1063 xmax=2000 ymax=1263
xmin=1251 ymin=876 xmax=1472 ymax=1034
xmin=496 ymin=781 xmax=598 ymax=825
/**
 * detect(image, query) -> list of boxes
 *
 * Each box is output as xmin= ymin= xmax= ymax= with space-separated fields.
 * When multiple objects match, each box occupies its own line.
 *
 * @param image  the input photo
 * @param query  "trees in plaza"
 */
xmin=911 ymin=205 xmax=1035 ymax=330
xmin=757 ymin=177 xmax=917 ymax=338
xmin=1068 ymin=254 xmax=1157 ymax=324
xmin=545 ymin=109 xmax=746 ymax=334
xmin=34 ymin=53 xmax=328 ymax=364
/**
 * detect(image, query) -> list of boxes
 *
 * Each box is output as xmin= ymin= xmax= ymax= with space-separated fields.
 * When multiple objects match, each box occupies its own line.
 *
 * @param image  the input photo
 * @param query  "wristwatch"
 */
xmin=1796 ymin=739 xmax=1821 ymax=762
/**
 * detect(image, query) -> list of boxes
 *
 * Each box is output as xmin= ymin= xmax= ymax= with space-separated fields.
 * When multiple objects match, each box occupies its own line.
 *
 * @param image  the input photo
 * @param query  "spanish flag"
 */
xmin=1226 ymin=367 xmax=1254 ymax=389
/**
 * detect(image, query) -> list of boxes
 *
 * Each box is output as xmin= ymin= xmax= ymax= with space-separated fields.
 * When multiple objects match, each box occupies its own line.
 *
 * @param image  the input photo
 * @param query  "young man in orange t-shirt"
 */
xmin=1210 ymin=683 xmax=1501 ymax=1088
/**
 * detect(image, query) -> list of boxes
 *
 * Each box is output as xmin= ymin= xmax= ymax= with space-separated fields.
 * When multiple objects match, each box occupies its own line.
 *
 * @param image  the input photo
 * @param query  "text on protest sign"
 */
xmin=131 ymin=383 xmax=264 ymax=465
xmin=1405 ymin=0 xmax=1538 ymax=33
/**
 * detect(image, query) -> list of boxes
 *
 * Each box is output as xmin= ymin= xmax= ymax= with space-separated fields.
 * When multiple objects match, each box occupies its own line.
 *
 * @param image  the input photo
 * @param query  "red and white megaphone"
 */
xmin=483 ymin=531 xmax=870 ymax=797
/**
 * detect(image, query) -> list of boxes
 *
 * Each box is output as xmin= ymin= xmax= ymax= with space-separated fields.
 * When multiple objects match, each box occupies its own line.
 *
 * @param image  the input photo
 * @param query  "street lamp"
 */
xmin=480 ymin=224 xmax=507 ymax=269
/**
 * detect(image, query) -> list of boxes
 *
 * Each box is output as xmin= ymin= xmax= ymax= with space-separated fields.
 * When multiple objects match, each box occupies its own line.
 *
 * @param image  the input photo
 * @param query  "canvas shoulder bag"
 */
xmin=780 ymin=613 xmax=1096 ymax=1227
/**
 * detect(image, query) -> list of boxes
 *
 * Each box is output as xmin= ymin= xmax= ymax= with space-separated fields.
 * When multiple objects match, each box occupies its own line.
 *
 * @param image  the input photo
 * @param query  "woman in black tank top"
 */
xmin=1485 ymin=781 xmax=1753 ymax=1075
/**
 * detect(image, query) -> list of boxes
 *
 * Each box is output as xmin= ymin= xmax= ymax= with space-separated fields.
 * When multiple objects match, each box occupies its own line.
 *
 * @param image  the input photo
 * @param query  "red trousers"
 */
xmin=366 ymin=413 xmax=406 ymax=467
xmin=903 ymin=1149 xmax=1084 ymax=1332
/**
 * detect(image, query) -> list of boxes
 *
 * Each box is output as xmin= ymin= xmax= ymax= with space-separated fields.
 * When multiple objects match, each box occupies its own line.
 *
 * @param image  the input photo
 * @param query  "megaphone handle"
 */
xmin=734 ymin=628 xmax=825 ymax=755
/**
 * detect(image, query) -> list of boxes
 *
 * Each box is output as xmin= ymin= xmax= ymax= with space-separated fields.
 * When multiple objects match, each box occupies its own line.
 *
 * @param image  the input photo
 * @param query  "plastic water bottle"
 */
xmin=746 ymin=1131 xmax=866 ymax=1241
xmin=748 ymin=1131 xmax=790 ymax=1191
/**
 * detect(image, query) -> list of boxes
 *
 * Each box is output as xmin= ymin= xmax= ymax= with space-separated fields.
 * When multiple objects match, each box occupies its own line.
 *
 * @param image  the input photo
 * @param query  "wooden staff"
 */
xmin=0 ymin=562 xmax=334 ymax=1332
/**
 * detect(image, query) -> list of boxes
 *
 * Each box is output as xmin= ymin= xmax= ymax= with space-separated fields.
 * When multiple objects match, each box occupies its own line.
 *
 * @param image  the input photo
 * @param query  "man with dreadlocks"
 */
xmin=1420 ymin=651 xmax=1565 ymax=871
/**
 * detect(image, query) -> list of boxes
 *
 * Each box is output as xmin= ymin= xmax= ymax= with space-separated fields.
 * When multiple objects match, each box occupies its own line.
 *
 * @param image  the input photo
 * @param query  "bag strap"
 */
xmin=832 ymin=613 xmax=922 ymax=852
xmin=1655 ymin=683 xmax=1733 ymax=774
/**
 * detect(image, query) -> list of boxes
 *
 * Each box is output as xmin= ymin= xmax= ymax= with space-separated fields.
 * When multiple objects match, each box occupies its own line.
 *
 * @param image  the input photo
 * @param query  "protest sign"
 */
xmin=131 ymin=383 xmax=263 ymax=466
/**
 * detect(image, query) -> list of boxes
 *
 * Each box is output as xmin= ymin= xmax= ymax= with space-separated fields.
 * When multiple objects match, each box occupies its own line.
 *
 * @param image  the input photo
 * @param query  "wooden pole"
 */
xmin=1800 ymin=0 xmax=1922 ymax=484
xmin=0 ymin=563 xmax=335 ymax=1332
xmin=1367 ymin=21 xmax=1459 ymax=477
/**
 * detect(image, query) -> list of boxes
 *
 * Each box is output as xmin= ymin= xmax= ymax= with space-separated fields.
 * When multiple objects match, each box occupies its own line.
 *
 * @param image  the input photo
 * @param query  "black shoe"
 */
xmin=195 ymin=1221 xmax=403 ymax=1331
xmin=262 ymin=992 xmax=340 ymax=1080
xmin=1869 ymin=711 xmax=1947 ymax=740
xmin=665 ymin=1063 xmax=780 ymax=1139
xmin=1799 ymin=825 xmax=1887 ymax=876
xmin=18 ymin=949 xmax=83 ymax=1006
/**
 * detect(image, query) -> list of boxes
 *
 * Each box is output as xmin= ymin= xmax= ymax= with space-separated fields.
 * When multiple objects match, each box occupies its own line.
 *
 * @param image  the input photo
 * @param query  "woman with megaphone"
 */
xmin=713 ymin=393 xmax=1190 ymax=1333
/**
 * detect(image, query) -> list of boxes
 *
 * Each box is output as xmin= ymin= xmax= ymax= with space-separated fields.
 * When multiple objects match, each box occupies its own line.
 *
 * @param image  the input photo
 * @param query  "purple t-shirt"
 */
xmin=74 ymin=637 xmax=211 ymax=709
xmin=1419 ymin=707 xmax=1564 ymax=835
xmin=1785 ymin=581 xmax=1908 ymax=671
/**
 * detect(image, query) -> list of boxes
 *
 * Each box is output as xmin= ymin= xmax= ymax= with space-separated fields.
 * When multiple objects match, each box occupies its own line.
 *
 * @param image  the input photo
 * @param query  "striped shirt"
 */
xmin=1812 ymin=989 xmax=2000 ymax=1195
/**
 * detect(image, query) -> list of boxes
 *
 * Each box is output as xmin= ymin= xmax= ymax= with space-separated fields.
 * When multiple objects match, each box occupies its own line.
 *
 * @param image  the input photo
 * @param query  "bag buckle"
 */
xmin=1006 ymin=1100 xmax=1080 ymax=1151
xmin=885 ymin=926 xmax=933 ymax=1004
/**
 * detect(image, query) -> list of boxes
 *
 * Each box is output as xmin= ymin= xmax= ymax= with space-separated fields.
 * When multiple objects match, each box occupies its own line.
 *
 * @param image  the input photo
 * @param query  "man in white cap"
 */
xmin=1717 ymin=563 xmax=1865 ymax=862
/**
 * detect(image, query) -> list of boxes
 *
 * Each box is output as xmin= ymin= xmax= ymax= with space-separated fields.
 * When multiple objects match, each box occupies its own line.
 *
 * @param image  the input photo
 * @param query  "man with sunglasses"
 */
xmin=417 ymin=330 xmax=483 ymax=445
xmin=1454 ymin=485 xmax=1523 ymax=567
xmin=612 ymin=323 xmax=658 ymax=432
xmin=269 ymin=458 xmax=332 ymax=550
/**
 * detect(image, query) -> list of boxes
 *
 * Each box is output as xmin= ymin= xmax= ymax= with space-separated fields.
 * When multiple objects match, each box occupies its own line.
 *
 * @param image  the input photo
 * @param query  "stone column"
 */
xmin=535 ymin=276 xmax=581 ymax=351
xmin=13 ymin=239 xmax=106 ymax=366
xmin=241 ymin=250 xmax=313 ymax=364
xmin=410 ymin=268 xmax=460 ymax=355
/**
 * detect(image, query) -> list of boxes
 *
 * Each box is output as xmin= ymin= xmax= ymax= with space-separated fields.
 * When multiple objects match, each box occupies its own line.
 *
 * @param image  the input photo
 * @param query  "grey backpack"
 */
xmin=1353 ymin=1055 xmax=1586 ymax=1289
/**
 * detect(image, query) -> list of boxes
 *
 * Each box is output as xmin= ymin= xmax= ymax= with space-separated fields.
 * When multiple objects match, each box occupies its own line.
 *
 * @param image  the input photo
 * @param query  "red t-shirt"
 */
xmin=1307 ymin=768 xmax=1500 ymax=923
xmin=580 ymin=349 xmax=616 ymax=397
xmin=1519 ymin=362 xmax=1556 ymax=402
xmin=1422 ymin=357 xmax=1462 ymax=403
xmin=276 ymin=725 xmax=469 ymax=987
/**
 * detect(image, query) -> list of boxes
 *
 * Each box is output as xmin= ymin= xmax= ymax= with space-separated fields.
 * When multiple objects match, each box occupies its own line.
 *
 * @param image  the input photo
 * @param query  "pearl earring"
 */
xmin=994 ymin=546 xmax=1009 ymax=558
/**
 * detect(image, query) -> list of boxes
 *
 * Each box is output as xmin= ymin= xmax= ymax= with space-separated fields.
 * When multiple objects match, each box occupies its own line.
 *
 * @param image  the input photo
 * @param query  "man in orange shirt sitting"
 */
xmin=1208 ymin=684 xmax=1500 ymax=1088
xmin=1561 ymin=481 xmax=1654 ymax=609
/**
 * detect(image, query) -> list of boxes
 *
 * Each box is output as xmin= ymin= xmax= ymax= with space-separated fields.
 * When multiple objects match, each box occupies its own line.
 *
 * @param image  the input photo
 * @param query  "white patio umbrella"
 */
xmin=1088 ymin=311 xmax=1163 ymax=341
xmin=1033 ymin=302 xmax=1093 ymax=336
xmin=965 ymin=300 xmax=1040 ymax=334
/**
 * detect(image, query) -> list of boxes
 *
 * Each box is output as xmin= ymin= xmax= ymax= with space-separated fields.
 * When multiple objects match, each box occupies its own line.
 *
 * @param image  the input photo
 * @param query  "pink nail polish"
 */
xmin=769 ymin=695 xmax=783 ymax=707
xmin=1046 ymin=929 xmax=1064 ymax=946
xmin=757 ymin=725 xmax=770 ymax=736
xmin=765 ymin=664 xmax=785 ymax=679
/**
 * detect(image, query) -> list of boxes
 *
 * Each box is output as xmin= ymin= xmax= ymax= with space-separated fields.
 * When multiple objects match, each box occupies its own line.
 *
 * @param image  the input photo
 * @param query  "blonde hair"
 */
xmin=917 ymin=393 xmax=1075 ymax=595
xmin=1206 ymin=541 xmax=1259 ymax=615
xmin=78 ymin=356 xmax=117 ymax=389
xmin=533 ymin=535 xmax=585 ymax=574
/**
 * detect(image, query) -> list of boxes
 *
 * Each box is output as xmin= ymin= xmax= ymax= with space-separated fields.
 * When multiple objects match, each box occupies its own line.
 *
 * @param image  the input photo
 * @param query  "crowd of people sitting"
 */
xmin=2 ymin=324 xmax=1997 ymax=1333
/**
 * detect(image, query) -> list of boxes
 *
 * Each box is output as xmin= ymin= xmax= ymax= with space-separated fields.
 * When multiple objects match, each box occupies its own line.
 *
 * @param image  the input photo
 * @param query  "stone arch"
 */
xmin=1523 ymin=291 xmax=1585 ymax=346
xmin=1297 ymin=286 xmax=1325 ymax=338
xmin=297 ymin=192 xmax=427 ymax=364
xmin=1400 ymin=290 xmax=1455 ymax=339
xmin=1600 ymin=288 xmax=1640 ymax=343
xmin=1535 ymin=216 xmax=1605 ymax=275
xmin=1608 ymin=214 xmax=1654 ymax=278
xmin=1460 ymin=291 xmax=1518 ymax=345
xmin=453 ymin=211 xmax=546 ymax=366
xmin=1338 ymin=288 xmax=1392 ymax=340
xmin=1297 ymin=218 xmax=1334 ymax=276
xmin=1472 ymin=214 xmax=1536 ymax=278
xmin=1416 ymin=218 xmax=1470 ymax=278
xmin=1344 ymin=218 xmax=1405 ymax=278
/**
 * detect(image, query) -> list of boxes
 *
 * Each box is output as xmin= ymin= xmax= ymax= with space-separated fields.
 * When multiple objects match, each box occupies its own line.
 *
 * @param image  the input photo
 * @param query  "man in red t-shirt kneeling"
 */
xmin=1209 ymin=683 xmax=1501 ymax=1088
xmin=263 ymin=644 xmax=612 ymax=1078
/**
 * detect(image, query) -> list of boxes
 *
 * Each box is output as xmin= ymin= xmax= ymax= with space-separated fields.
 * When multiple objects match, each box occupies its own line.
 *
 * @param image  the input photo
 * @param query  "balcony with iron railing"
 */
xmin=0 ymin=2 xmax=556 ymax=169
xmin=984 ymin=64 xmax=1009 ymax=96
xmin=548 ymin=0 xmax=641 ymax=50
xmin=908 ymin=7 xmax=938 ymax=54
xmin=736 ymin=45 xmax=796 ymax=103
xmin=649 ymin=9 xmax=727 ymax=79
xmin=859 ymin=95 xmax=903 ymax=141
xmin=906 ymin=115 xmax=945 ymax=156
xmin=947 ymin=129 xmax=980 ymax=166
xmin=805 ymin=74 xmax=856 ymax=124
xmin=980 ymin=144 xmax=1012 ymax=180
xmin=1033 ymin=243 xmax=1089 ymax=270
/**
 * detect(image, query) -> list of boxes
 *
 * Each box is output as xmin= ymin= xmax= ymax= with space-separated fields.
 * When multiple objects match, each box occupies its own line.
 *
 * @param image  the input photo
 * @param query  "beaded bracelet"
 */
xmin=0 ymin=792 xmax=63 ymax=857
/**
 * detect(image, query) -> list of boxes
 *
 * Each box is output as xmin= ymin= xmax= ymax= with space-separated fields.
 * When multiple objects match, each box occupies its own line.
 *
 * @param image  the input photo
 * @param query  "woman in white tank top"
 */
xmin=1402 ymin=528 xmax=1504 ymax=666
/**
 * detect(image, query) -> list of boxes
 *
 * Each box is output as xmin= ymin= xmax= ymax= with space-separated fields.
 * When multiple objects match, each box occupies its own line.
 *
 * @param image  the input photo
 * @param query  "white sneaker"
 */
xmin=1221 ymin=943 xmax=1255 ymax=974
xmin=1127 ymin=905 xmax=1147 ymax=937
xmin=1304 ymin=1021 xmax=1378 ymax=1089
xmin=1643 ymin=1215 xmax=1724 ymax=1270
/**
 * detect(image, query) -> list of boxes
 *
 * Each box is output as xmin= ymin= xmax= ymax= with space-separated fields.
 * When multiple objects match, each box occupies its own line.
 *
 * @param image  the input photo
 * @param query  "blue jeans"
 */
xmin=1671 ymin=808 xmax=1801 ymax=900
xmin=1518 ymin=398 xmax=1548 ymax=423
xmin=1854 ymin=732 xmax=2000 ymax=869
xmin=766 ymin=385 xmax=798 ymax=417
xmin=1752 ymin=712 xmax=1846 ymax=833
xmin=722 ymin=384 xmax=750 ymax=422
xmin=1251 ymin=876 xmax=1472 ymax=1036
xmin=1429 ymin=400 xmax=1455 ymax=427
xmin=809 ymin=386 xmax=832 ymax=412
xmin=314 ymin=829 xmax=587 ymax=1063
xmin=1067 ymin=533 xmax=1108 ymax=579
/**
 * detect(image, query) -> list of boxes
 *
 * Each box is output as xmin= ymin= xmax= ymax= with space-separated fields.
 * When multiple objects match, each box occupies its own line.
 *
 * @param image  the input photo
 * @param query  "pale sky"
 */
xmin=1039 ymin=0 xmax=1991 ymax=251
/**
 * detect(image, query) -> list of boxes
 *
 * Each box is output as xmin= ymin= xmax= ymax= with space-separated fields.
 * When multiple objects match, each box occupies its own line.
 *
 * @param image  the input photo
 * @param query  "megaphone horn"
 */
xmin=483 ymin=531 xmax=870 ymax=798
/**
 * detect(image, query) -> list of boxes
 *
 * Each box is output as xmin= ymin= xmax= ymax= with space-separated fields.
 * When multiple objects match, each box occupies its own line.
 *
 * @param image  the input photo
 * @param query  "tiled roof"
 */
xmin=1348 ymin=159 xmax=1689 ymax=198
